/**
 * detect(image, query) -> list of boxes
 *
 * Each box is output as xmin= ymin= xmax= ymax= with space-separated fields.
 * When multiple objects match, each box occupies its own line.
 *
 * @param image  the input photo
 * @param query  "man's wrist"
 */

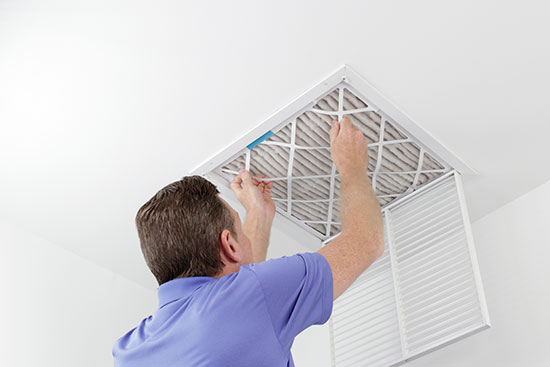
xmin=339 ymin=169 xmax=369 ymax=185
xmin=245 ymin=206 xmax=275 ymax=222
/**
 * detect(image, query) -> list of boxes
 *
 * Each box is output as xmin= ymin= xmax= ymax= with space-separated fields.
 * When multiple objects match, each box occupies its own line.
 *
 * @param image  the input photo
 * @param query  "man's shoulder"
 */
xmin=242 ymin=253 xmax=328 ymax=279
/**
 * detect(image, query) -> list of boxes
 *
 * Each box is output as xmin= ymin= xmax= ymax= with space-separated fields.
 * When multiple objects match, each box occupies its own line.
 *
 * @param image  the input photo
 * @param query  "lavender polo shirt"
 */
xmin=112 ymin=252 xmax=334 ymax=367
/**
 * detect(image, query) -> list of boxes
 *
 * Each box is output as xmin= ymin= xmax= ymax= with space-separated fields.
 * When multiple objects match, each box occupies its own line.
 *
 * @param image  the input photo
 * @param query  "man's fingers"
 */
xmin=264 ymin=181 xmax=273 ymax=195
xmin=330 ymin=119 xmax=340 ymax=145
xmin=230 ymin=174 xmax=243 ymax=193
xmin=253 ymin=174 xmax=267 ymax=185
xmin=340 ymin=116 xmax=352 ymax=132
xmin=239 ymin=168 xmax=254 ymax=185
xmin=256 ymin=175 xmax=272 ymax=194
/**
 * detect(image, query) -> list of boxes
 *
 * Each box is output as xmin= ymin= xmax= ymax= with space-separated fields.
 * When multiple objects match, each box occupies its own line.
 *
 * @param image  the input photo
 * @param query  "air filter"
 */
xmin=191 ymin=65 xmax=489 ymax=366
xmin=192 ymin=65 xmax=474 ymax=241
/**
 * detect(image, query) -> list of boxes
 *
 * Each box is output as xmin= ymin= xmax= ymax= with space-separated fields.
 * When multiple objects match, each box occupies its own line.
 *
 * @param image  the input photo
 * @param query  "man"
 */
xmin=112 ymin=117 xmax=384 ymax=366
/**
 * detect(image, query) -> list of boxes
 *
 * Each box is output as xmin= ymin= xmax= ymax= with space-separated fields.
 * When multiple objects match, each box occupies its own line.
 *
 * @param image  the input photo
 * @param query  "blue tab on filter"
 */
xmin=247 ymin=130 xmax=274 ymax=150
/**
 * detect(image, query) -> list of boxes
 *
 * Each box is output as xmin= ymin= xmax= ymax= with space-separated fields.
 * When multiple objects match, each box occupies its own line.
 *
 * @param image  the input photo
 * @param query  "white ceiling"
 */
xmin=1 ymin=0 xmax=549 ymax=289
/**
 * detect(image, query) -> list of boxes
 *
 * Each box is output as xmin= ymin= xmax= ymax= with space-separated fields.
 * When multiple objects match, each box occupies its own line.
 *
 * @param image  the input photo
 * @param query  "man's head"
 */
xmin=136 ymin=175 xmax=253 ymax=285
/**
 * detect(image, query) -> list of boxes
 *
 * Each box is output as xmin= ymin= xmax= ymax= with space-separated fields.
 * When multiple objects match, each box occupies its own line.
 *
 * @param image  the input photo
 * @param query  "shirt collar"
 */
xmin=157 ymin=276 xmax=216 ymax=308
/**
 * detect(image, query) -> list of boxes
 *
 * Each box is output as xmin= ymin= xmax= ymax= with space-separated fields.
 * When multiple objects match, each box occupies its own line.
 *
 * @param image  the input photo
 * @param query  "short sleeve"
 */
xmin=246 ymin=252 xmax=334 ymax=349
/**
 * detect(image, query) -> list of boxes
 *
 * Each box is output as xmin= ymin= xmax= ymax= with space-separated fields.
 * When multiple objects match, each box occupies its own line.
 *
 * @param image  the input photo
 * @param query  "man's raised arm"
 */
xmin=230 ymin=170 xmax=276 ymax=263
xmin=318 ymin=117 xmax=385 ymax=300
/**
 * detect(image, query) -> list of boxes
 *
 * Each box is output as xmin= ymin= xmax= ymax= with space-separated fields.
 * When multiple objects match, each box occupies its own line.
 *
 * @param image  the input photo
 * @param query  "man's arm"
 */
xmin=243 ymin=208 xmax=273 ymax=263
xmin=318 ymin=117 xmax=385 ymax=300
xmin=231 ymin=170 xmax=276 ymax=263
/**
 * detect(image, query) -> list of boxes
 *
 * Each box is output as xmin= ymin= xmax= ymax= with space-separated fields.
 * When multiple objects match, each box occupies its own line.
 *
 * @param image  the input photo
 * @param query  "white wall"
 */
xmin=0 ymin=221 xmax=156 ymax=367
xmin=405 ymin=179 xmax=550 ymax=366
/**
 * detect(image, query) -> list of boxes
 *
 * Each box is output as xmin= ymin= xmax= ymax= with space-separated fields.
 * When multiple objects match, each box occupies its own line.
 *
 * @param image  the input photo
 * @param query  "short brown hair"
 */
xmin=136 ymin=176 xmax=237 ymax=285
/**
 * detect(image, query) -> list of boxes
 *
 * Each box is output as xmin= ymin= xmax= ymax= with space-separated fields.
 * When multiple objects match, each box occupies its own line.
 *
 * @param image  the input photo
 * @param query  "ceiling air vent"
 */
xmin=330 ymin=172 xmax=490 ymax=366
xmin=190 ymin=65 xmax=489 ymax=366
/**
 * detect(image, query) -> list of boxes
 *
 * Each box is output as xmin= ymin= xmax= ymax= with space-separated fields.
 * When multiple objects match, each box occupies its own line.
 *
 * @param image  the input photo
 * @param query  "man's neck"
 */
xmin=213 ymin=264 xmax=241 ymax=279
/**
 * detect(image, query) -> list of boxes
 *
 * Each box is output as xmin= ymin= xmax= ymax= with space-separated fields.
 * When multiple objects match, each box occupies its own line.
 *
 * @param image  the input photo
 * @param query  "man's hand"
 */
xmin=230 ymin=169 xmax=276 ymax=220
xmin=230 ymin=169 xmax=276 ymax=263
xmin=330 ymin=116 xmax=369 ymax=179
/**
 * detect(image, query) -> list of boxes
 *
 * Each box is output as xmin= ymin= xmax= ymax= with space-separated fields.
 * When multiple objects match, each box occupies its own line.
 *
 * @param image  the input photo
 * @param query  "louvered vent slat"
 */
xmin=330 ymin=172 xmax=490 ymax=366
xmin=387 ymin=175 xmax=485 ymax=356
xmin=332 ymin=246 xmax=403 ymax=367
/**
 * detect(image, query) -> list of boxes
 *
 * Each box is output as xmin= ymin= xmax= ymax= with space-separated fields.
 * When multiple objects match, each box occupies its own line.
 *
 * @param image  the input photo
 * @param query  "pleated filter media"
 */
xmin=191 ymin=66 xmax=490 ymax=366
xmin=216 ymin=87 xmax=447 ymax=239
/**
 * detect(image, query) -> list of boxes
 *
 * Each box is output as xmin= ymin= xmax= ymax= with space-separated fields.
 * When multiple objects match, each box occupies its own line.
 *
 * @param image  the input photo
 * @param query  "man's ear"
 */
xmin=219 ymin=229 xmax=242 ymax=264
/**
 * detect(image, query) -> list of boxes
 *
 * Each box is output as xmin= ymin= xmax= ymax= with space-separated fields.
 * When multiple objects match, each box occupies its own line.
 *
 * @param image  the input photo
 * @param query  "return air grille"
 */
xmin=214 ymin=85 xmax=449 ymax=239
xmin=331 ymin=238 xmax=403 ymax=366
xmin=330 ymin=172 xmax=490 ymax=367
